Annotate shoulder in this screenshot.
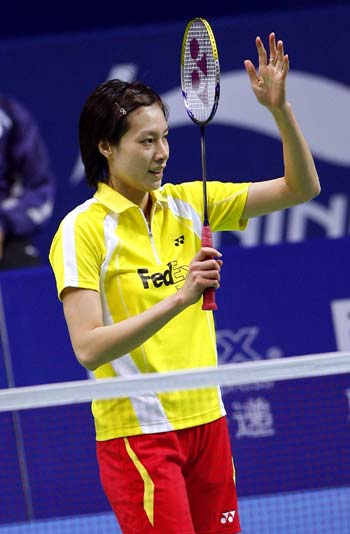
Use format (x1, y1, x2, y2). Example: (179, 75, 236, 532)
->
(160, 180, 250, 206)
(49, 197, 107, 264)
(52, 197, 108, 246)
(207, 181, 251, 201)
(63, 197, 107, 226)
(160, 181, 203, 201)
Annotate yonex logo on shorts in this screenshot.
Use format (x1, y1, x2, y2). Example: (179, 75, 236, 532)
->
(221, 510, 236, 524)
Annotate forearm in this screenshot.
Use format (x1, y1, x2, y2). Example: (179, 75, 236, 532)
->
(64, 247, 221, 371)
(71, 291, 187, 371)
(271, 102, 321, 200)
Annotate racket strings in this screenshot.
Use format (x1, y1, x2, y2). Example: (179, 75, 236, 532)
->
(182, 21, 219, 123)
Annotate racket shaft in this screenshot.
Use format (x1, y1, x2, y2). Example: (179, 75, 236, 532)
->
(201, 225, 218, 311)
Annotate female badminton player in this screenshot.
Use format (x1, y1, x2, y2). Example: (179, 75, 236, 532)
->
(49, 32, 320, 534)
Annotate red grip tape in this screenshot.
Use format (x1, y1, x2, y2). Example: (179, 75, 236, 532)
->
(201, 225, 218, 311)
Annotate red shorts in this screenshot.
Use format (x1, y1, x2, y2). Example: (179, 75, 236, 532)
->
(96, 416, 241, 534)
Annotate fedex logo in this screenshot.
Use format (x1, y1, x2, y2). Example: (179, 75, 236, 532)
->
(137, 261, 188, 290)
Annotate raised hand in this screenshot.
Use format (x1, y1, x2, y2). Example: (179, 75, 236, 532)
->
(244, 32, 289, 112)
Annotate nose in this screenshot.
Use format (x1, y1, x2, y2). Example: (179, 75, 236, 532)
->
(155, 139, 169, 162)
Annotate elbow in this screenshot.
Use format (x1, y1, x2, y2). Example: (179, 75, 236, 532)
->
(310, 171, 321, 199)
(305, 181, 321, 201)
(308, 172, 321, 199)
(297, 178, 321, 203)
(314, 181, 321, 198)
(75, 346, 101, 372)
(80, 359, 100, 372)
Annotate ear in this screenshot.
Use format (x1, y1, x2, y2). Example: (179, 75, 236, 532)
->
(98, 140, 112, 158)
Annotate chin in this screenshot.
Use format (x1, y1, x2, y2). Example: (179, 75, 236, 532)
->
(150, 180, 162, 190)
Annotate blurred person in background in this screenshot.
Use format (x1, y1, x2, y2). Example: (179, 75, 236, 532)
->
(0, 94, 55, 270)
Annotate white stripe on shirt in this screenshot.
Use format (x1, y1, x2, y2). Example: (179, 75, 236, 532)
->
(166, 196, 202, 238)
(62, 198, 97, 287)
(101, 211, 174, 433)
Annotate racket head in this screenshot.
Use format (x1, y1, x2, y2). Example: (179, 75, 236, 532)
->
(181, 17, 220, 126)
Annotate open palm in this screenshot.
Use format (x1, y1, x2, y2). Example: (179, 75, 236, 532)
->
(244, 33, 289, 111)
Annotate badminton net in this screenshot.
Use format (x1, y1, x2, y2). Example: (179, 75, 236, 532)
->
(0, 351, 349, 534)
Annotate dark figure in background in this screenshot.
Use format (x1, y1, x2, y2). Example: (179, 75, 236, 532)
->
(0, 94, 55, 270)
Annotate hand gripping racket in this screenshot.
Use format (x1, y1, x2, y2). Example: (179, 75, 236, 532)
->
(181, 18, 220, 311)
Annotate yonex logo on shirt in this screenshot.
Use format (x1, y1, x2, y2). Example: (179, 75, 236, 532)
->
(137, 261, 188, 289)
(220, 510, 236, 524)
(174, 235, 185, 246)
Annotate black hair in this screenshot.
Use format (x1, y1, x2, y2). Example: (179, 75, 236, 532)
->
(78, 79, 168, 187)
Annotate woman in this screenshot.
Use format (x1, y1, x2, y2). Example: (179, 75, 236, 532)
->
(49, 33, 320, 534)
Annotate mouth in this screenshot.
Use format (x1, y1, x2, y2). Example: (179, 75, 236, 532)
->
(149, 168, 165, 178)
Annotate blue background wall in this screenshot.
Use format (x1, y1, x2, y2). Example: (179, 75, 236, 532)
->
(0, 2, 349, 526)
(0, 4, 348, 259)
(1, 1, 348, 39)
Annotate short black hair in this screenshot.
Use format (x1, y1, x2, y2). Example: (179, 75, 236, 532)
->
(78, 79, 168, 188)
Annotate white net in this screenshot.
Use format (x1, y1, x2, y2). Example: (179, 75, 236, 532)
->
(0, 351, 349, 411)
(0, 352, 349, 534)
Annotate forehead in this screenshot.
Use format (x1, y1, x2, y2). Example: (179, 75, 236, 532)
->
(126, 103, 168, 134)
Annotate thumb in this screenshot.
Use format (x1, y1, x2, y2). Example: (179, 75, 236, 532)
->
(244, 60, 258, 85)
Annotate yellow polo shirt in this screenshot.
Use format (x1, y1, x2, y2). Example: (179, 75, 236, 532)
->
(49, 180, 250, 440)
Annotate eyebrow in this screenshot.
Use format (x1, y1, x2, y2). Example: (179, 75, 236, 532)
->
(139, 128, 169, 137)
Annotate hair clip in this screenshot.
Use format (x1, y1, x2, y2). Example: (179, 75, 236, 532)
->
(115, 101, 127, 115)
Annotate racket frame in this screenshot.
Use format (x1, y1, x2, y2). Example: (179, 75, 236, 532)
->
(181, 17, 220, 127)
(180, 17, 221, 311)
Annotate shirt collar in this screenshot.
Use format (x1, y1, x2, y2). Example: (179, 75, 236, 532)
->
(94, 182, 168, 214)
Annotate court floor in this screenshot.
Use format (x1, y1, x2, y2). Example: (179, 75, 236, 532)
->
(0, 486, 349, 534)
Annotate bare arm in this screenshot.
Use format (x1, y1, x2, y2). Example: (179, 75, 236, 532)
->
(242, 33, 320, 219)
(62, 247, 222, 371)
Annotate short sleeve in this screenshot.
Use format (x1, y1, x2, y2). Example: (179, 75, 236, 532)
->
(49, 208, 103, 301)
(207, 181, 250, 231)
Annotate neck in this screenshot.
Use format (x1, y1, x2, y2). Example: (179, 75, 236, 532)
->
(143, 195, 153, 222)
(107, 178, 150, 213)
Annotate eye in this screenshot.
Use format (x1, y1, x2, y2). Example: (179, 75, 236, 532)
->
(142, 137, 153, 145)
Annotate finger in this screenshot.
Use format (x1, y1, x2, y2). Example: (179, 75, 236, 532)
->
(244, 59, 258, 85)
(199, 268, 221, 279)
(201, 258, 222, 271)
(197, 271, 221, 287)
(198, 278, 220, 290)
(195, 247, 222, 261)
(191, 258, 222, 273)
(268, 32, 278, 63)
(276, 39, 285, 68)
(190, 269, 220, 288)
(281, 54, 289, 79)
(256, 36, 267, 69)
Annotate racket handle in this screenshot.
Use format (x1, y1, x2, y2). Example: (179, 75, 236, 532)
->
(201, 225, 218, 311)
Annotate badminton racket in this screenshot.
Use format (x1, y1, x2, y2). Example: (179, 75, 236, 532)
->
(181, 17, 220, 311)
